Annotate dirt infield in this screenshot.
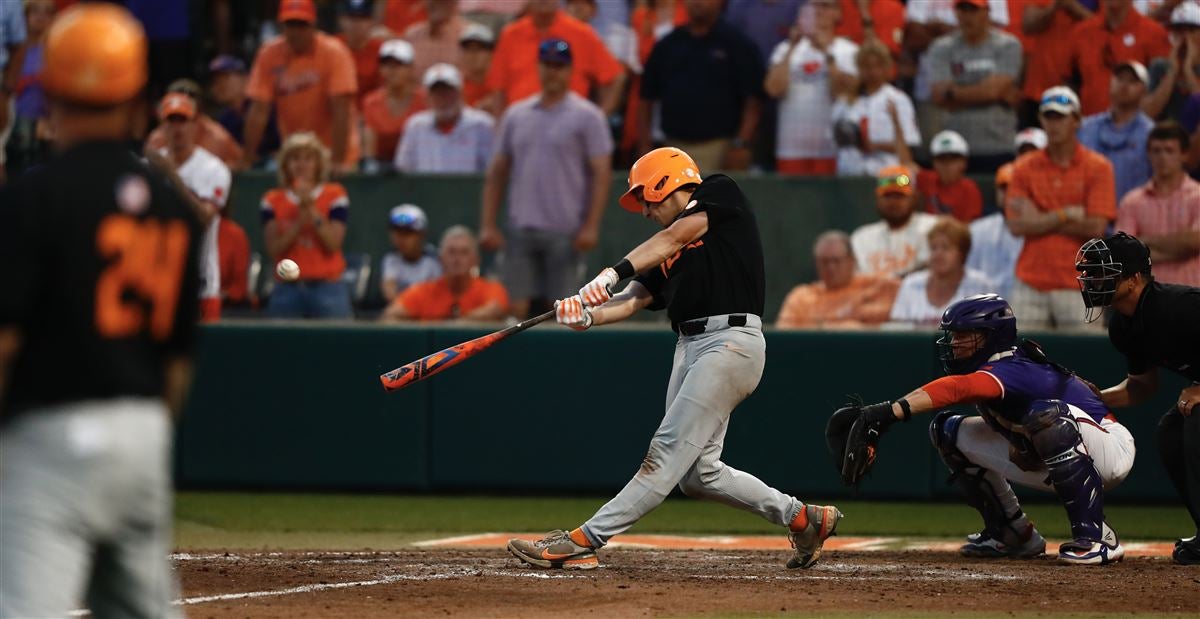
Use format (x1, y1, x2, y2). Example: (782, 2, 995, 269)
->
(175, 546, 1199, 618)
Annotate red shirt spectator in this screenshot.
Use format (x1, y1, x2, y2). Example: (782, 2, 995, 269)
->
(337, 0, 385, 109)
(834, 0, 906, 56)
(382, 0, 426, 36)
(1067, 3, 1169, 115)
(218, 217, 250, 305)
(918, 169, 984, 223)
(486, 7, 622, 107)
(362, 39, 427, 162)
(459, 22, 497, 111)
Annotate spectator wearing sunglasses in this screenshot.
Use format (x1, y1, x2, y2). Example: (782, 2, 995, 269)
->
(380, 204, 442, 303)
(850, 165, 939, 278)
(1066, 0, 1169, 116)
(1079, 61, 1153, 201)
(1005, 86, 1115, 330)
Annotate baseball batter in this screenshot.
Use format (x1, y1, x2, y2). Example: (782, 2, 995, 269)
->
(0, 5, 199, 617)
(829, 294, 1135, 565)
(506, 147, 842, 570)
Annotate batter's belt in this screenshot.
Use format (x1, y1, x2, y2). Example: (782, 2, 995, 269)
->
(673, 314, 762, 336)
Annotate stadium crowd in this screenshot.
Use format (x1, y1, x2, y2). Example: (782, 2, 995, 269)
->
(0, 0, 1197, 326)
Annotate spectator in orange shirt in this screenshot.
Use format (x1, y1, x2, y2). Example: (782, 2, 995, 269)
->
(1019, 0, 1092, 127)
(218, 207, 251, 307)
(484, 0, 624, 114)
(1006, 86, 1115, 330)
(261, 132, 354, 319)
(244, 0, 360, 173)
(403, 0, 472, 79)
(379, 0, 426, 36)
(144, 79, 244, 169)
(776, 230, 901, 329)
(834, 0, 906, 57)
(337, 0, 385, 110)
(362, 39, 427, 170)
(915, 130, 984, 223)
(1067, 0, 1170, 116)
(382, 225, 510, 322)
(459, 22, 497, 113)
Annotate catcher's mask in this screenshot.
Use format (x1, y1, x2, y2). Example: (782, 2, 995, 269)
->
(1074, 233, 1152, 323)
(936, 294, 1017, 375)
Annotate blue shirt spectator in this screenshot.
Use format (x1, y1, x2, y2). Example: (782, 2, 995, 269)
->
(0, 0, 26, 71)
(1077, 61, 1153, 201)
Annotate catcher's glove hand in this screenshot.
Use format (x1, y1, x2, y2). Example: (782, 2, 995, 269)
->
(827, 400, 901, 487)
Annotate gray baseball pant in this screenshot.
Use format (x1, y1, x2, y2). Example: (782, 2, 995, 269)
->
(581, 315, 803, 547)
(0, 398, 181, 619)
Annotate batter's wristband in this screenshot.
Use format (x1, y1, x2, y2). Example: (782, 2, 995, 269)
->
(612, 258, 635, 280)
(896, 398, 912, 422)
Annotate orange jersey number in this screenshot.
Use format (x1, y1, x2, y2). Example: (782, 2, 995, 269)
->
(95, 215, 191, 341)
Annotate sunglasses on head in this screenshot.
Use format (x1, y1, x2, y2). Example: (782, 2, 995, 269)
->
(1041, 94, 1075, 107)
(876, 174, 911, 189)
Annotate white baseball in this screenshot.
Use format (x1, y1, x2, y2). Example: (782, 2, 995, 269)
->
(276, 259, 300, 282)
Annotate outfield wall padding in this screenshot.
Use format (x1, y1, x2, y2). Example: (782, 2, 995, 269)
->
(178, 324, 1186, 501)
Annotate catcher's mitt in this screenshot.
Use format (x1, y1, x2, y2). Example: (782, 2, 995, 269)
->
(826, 400, 900, 487)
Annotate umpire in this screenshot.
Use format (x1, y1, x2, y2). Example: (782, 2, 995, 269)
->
(1075, 232, 1200, 565)
(0, 5, 199, 617)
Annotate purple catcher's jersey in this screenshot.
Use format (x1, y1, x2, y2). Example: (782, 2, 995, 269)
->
(976, 350, 1111, 426)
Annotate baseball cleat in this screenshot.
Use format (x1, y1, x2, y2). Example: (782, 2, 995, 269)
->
(1057, 522, 1124, 565)
(506, 530, 599, 570)
(1172, 536, 1200, 566)
(960, 525, 1046, 558)
(787, 504, 842, 569)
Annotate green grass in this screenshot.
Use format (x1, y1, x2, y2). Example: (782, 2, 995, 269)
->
(175, 492, 1193, 549)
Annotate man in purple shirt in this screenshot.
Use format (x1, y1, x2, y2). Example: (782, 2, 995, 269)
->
(479, 38, 613, 318)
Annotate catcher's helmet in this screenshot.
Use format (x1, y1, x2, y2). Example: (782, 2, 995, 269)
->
(1074, 232, 1152, 323)
(936, 294, 1017, 375)
(619, 147, 701, 212)
(42, 4, 147, 106)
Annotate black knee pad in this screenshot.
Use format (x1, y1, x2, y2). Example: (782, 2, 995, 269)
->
(929, 411, 971, 472)
(1024, 399, 1104, 541)
(1025, 399, 1083, 463)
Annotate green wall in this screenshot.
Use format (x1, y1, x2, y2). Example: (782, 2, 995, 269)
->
(178, 323, 1185, 501)
(228, 173, 999, 321)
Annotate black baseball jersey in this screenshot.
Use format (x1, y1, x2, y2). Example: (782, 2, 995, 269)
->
(0, 141, 202, 421)
(1107, 282, 1200, 382)
(634, 174, 766, 325)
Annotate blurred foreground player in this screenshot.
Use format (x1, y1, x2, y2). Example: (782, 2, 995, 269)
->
(506, 147, 842, 571)
(0, 5, 200, 617)
(1075, 233, 1200, 565)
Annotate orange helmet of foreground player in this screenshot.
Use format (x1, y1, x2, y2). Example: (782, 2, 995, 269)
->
(42, 4, 148, 106)
(619, 147, 702, 213)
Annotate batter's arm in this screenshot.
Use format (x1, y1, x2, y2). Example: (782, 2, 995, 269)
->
(590, 281, 655, 326)
(623, 212, 708, 273)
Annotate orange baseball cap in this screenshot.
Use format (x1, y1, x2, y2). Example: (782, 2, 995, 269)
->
(41, 4, 147, 106)
(157, 93, 196, 120)
(995, 163, 1014, 187)
(279, 0, 317, 23)
(875, 165, 914, 197)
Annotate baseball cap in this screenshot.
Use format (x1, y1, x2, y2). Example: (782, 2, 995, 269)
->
(995, 163, 1014, 187)
(389, 204, 428, 231)
(538, 38, 572, 65)
(1039, 85, 1081, 116)
(1114, 60, 1150, 86)
(157, 92, 196, 120)
(930, 130, 969, 157)
(423, 63, 463, 89)
(208, 54, 246, 75)
(340, 0, 374, 17)
(1171, 0, 1200, 27)
(954, 0, 988, 8)
(460, 22, 495, 47)
(380, 39, 415, 64)
(278, 0, 317, 24)
(876, 165, 915, 197)
(1014, 127, 1047, 152)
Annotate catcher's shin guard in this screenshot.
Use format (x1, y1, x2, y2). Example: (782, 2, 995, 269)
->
(930, 412, 1029, 546)
(1025, 400, 1105, 543)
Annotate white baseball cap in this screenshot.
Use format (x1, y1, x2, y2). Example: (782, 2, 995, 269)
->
(388, 204, 427, 230)
(423, 63, 463, 89)
(379, 39, 415, 64)
(1114, 60, 1150, 86)
(1014, 127, 1047, 151)
(1039, 85, 1081, 116)
(459, 22, 495, 47)
(1171, 0, 1200, 26)
(930, 130, 969, 157)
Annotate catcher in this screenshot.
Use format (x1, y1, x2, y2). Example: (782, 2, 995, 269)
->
(828, 294, 1135, 565)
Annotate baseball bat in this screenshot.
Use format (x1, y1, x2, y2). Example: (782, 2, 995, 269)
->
(379, 309, 557, 392)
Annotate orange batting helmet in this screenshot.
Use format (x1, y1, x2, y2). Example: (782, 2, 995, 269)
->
(619, 147, 702, 213)
(42, 4, 148, 106)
